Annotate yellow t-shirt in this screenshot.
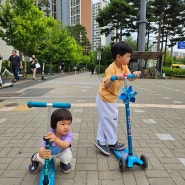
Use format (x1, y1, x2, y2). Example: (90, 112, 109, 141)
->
(98, 62, 130, 103)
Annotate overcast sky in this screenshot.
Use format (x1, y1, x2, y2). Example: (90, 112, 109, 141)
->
(92, 0, 100, 2)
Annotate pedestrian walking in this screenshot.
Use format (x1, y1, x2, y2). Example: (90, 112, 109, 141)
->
(59, 62, 65, 73)
(30, 55, 38, 80)
(8, 50, 23, 82)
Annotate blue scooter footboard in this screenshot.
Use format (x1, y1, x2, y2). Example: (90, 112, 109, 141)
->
(112, 148, 128, 160)
(39, 159, 56, 185)
(112, 149, 144, 168)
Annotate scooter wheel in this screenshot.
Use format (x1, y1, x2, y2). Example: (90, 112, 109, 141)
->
(140, 154, 148, 169)
(119, 157, 125, 172)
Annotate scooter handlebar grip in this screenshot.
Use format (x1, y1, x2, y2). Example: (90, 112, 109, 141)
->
(52, 102, 71, 109)
(110, 76, 118, 81)
(27, 101, 47, 108)
(127, 74, 135, 79)
(110, 74, 135, 81)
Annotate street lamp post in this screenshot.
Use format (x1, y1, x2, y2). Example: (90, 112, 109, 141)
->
(138, 0, 147, 71)
(97, 50, 101, 74)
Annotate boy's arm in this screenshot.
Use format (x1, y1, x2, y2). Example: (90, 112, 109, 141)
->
(104, 74, 126, 89)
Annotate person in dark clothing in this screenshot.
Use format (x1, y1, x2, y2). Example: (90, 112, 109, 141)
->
(8, 50, 22, 82)
(90, 64, 95, 75)
(60, 62, 64, 73)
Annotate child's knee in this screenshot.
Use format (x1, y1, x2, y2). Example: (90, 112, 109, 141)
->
(58, 148, 72, 164)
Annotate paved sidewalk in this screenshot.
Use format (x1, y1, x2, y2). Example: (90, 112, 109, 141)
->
(0, 72, 185, 185)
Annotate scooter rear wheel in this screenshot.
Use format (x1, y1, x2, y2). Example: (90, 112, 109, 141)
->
(119, 157, 125, 172)
(140, 154, 148, 169)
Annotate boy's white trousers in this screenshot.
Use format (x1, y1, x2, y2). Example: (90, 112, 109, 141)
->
(96, 93, 118, 145)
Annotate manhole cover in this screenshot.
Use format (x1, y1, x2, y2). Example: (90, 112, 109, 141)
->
(5, 103, 18, 107)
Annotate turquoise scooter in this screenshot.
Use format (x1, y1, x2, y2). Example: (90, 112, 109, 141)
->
(27, 101, 71, 185)
(110, 74, 148, 172)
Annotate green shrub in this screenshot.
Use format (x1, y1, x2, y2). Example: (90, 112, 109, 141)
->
(162, 67, 185, 76)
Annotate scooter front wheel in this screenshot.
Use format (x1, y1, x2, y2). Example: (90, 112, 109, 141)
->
(140, 154, 148, 169)
(119, 157, 126, 172)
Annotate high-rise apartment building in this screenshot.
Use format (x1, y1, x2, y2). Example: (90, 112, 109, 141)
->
(55, 0, 92, 43)
(69, 0, 91, 42)
(91, 0, 110, 51)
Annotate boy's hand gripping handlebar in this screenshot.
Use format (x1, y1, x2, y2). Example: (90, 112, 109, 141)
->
(27, 101, 71, 109)
(110, 74, 135, 81)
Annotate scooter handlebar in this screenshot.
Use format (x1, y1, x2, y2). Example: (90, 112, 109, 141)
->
(110, 74, 135, 81)
(52, 102, 71, 109)
(27, 101, 71, 109)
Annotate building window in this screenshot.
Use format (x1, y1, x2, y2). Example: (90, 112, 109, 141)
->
(52, 0, 57, 19)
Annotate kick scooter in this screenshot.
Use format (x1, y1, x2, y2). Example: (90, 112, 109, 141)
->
(27, 101, 71, 185)
(110, 74, 148, 172)
(0, 59, 14, 88)
(41, 60, 47, 80)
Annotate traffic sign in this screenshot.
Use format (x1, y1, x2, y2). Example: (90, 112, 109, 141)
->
(177, 41, 185, 49)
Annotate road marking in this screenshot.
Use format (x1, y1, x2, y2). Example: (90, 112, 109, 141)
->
(134, 109, 145, 113)
(13, 104, 30, 111)
(179, 158, 185, 166)
(173, 101, 182, 104)
(162, 97, 171, 99)
(156, 134, 175, 140)
(0, 118, 6, 123)
(143, 119, 156, 124)
(0, 103, 185, 112)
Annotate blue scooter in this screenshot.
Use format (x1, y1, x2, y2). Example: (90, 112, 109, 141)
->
(27, 101, 71, 185)
(110, 74, 148, 172)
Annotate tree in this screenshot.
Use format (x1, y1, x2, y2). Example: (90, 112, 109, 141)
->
(39, 21, 83, 71)
(67, 23, 91, 52)
(149, 0, 185, 50)
(96, 0, 137, 42)
(149, 0, 185, 66)
(0, 0, 56, 56)
(35, 0, 50, 16)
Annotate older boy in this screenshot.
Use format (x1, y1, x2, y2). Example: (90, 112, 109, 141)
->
(94, 41, 140, 156)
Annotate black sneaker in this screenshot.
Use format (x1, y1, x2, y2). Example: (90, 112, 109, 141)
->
(109, 142, 126, 151)
(29, 153, 39, 174)
(94, 140, 110, 156)
(60, 162, 72, 174)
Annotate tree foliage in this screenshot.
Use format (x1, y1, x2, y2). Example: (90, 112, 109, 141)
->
(67, 23, 91, 53)
(0, 0, 55, 56)
(96, 0, 137, 42)
(148, 0, 185, 49)
(0, 0, 86, 72)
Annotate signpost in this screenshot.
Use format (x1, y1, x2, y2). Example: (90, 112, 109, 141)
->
(177, 41, 185, 49)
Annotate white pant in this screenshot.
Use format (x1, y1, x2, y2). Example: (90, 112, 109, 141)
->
(96, 93, 118, 145)
(37, 148, 72, 165)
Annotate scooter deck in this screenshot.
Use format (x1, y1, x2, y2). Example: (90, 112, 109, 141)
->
(39, 159, 56, 185)
(112, 148, 144, 168)
(112, 148, 129, 160)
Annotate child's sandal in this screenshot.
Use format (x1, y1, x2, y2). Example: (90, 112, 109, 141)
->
(29, 153, 39, 174)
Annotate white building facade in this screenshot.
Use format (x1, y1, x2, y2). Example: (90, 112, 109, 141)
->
(91, 0, 111, 51)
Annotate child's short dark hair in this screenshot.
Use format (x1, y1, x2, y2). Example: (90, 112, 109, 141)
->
(111, 41, 133, 60)
(50, 108, 72, 129)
